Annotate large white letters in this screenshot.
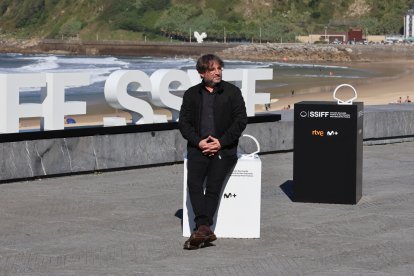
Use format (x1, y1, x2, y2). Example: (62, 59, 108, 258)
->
(0, 68, 273, 133)
(150, 69, 191, 121)
(104, 70, 154, 124)
(42, 73, 89, 130)
(0, 73, 89, 133)
(240, 69, 272, 116)
(186, 70, 202, 86)
(223, 69, 273, 116)
(0, 73, 45, 133)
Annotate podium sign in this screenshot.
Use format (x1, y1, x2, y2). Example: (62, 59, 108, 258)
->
(293, 101, 363, 204)
(183, 154, 261, 238)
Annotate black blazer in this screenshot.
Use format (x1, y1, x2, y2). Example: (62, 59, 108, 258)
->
(179, 80, 247, 157)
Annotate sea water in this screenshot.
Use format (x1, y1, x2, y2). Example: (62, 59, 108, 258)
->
(0, 53, 376, 104)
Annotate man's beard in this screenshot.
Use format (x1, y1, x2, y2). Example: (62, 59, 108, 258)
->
(203, 78, 221, 87)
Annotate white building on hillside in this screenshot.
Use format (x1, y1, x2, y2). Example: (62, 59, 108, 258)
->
(404, 6, 414, 41)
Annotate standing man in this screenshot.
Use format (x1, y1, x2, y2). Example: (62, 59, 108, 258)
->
(179, 54, 247, 250)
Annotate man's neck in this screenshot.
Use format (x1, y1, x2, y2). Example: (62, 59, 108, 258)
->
(204, 85, 214, 93)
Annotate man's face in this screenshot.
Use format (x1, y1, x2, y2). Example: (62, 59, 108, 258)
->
(200, 61, 222, 87)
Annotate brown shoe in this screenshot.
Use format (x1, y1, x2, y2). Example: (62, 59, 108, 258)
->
(183, 231, 208, 250)
(197, 225, 217, 243)
(183, 225, 217, 250)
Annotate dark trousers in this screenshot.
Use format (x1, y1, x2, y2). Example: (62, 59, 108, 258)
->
(187, 151, 237, 228)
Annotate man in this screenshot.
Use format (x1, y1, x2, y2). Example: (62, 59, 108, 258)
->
(179, 54, 247, 250)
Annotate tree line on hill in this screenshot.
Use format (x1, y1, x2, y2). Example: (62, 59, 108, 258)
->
(0, 0, 413, 42)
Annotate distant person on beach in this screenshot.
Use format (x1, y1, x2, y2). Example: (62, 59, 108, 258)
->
(65, 116, 76, 124)
(405, 96, 411, 103)
(179, 54, 247, 250)
(397, 97, 402, 103)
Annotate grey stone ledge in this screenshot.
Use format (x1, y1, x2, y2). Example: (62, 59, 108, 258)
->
(1, 105, 414, 182)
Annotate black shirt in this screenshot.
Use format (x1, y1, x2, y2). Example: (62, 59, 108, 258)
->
(199, 86, 217, 139)
(179, 80, 247, 156)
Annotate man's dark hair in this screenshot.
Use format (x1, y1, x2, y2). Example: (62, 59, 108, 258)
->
(196, 54, 224, 73)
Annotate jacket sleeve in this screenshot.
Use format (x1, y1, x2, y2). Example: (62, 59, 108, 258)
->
(218, 88, 247, 148)
(178, 91, 202, 147)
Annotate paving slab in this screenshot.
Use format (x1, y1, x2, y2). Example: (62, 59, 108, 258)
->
(0, 141, 413, 275)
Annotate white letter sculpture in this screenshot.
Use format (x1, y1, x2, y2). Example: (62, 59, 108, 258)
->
(104, 70, 155, 124)
(194, 31, 207, 43)
(150, 69, 190, 121)
(0, 68, 274, 133)
(188, 68, 272, 116)
(0, 73, 46, 133)
(240, 69, 272, 116)
(42, 73, 89, 130)
(0, 73, 89, 133)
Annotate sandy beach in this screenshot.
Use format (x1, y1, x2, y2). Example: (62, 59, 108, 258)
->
(266, 60, 414, 111)
(19, 58, 414, 130)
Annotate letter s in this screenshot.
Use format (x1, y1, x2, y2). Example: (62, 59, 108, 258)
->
(150, 69, 190, 121)
(104, 70, 154, 124)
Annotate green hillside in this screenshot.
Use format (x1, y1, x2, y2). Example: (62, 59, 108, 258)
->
(0, 0, 413, 42)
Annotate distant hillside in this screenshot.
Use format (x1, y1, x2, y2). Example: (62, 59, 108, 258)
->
(0, 0, 413, 42)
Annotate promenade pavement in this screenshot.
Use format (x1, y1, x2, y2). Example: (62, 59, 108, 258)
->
(0, 141, 413, 275)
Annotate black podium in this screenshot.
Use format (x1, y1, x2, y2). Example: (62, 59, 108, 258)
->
(293, 101, 363, 204)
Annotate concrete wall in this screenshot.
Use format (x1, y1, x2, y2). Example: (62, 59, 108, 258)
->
(1, 106, 414, 182)
(39, 40, 239, 57)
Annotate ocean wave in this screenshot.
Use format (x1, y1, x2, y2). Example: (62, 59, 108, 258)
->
(19, 56, 59, 71)
(0, 53, 23, 57)
(89, 66, 123, 83)
(225, 59, 273, 68)
(13, 65, 123, 94)
(273, 61, 349, 69)
(295, 74, 363, 79)
(59, 56, 129, 66)
(2, 54, 372, 97)
(17, 55, 130, 72)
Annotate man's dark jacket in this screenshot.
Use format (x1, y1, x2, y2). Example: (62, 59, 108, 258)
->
(179, 80, 247, 157)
